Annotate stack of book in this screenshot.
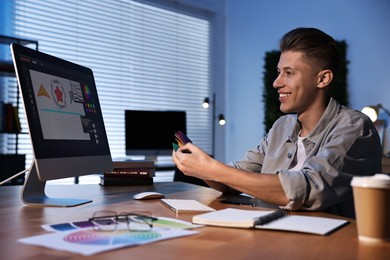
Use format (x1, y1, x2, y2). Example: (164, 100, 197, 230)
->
(100, 160, 155, 186)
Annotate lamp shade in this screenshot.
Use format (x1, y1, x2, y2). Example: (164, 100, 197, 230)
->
(218, 114, 226, 126)
(361, 104, 390, 122)
(202, 98, 210, 109)
(362, 106, 379, 122)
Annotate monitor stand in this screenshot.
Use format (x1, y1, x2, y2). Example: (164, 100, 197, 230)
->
(21, 162, 92, 207)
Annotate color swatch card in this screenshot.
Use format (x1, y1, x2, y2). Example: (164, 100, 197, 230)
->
(173, 130, 192, 151)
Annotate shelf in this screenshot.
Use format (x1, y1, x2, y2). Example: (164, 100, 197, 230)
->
(0, 131, 27, 134)
(0, 35, 38, 49)
(0, 35, 38, 162)
(0, 35, 39, 75)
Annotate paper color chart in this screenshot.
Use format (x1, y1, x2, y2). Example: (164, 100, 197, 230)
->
(63, 230, 161, 245)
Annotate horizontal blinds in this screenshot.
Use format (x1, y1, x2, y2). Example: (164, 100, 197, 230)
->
(10, 0, 212, 165)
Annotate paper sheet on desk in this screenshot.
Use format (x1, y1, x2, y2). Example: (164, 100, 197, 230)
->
(19, 228, 198, 256)
(42, 217, 201, 232)
(19, 217, 201, 256)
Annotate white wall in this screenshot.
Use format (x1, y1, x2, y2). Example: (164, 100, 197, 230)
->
(224, 0, 390, 162)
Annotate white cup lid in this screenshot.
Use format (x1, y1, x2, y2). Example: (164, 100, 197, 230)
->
(351, 174, 390, 189)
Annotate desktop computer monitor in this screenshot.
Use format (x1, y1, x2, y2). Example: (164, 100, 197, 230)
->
(125, 110, 186, 161)
(11, 43, 113, 207)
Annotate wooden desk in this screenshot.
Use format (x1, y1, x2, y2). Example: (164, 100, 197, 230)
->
(1, 182, 389, 259)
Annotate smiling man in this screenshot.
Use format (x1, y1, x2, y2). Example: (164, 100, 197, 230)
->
(172, 28, 382, 218)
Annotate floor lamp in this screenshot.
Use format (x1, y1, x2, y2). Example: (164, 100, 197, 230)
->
(202, 93, 225, 156)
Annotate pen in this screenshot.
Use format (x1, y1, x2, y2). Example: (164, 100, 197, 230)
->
(253, 209, 286, 226)
(220, 199, 256, 206)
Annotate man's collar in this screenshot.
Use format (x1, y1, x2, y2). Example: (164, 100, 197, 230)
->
(285, 98, 340, 144)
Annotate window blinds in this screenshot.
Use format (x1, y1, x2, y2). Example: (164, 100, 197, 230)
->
(9, 0, 212, 166)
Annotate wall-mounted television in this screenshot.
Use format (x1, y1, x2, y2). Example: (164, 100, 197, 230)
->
(125, 110, 186, 160)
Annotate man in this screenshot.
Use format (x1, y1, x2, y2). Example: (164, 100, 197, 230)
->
(172, 28, 382, 218)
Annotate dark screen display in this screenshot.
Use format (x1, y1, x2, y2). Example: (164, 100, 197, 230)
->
(125, 110, 186, 156)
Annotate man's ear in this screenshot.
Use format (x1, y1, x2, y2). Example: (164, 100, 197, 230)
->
(317, 70, 333, 89)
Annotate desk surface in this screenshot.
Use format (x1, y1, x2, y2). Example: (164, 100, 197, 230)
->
(1, 182, 389, 259)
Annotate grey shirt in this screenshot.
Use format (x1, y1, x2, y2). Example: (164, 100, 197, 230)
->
(230, 98, 382, 217)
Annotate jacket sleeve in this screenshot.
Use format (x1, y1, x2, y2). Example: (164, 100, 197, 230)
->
(228, 135, 267, 172)
(278, 114, 382, 211)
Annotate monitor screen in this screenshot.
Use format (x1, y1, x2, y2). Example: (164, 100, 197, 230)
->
(11, 43, 113, 206)
(125, 110, 186, 159)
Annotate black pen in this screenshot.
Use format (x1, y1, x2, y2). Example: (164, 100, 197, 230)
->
(220, 199, 256, 206)
(253, 209, 286, 226)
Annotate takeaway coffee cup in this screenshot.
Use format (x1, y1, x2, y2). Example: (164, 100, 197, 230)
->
(351, 174, 390, 243)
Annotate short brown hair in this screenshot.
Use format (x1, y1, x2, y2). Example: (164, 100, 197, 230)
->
(280, 28, 340, 81)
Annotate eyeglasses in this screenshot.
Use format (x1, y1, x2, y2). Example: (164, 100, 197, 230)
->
(89, 211, 157, 232)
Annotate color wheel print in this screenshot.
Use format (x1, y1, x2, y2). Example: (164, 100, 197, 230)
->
(63, 230, 161, 245)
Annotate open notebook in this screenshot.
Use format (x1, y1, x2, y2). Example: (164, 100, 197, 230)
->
(192, 208, 348, 235)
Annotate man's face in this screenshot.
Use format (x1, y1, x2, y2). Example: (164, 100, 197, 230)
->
(273, 51, 321, 115)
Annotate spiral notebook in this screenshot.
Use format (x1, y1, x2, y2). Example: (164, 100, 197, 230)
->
(192, 208, 348, 235)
